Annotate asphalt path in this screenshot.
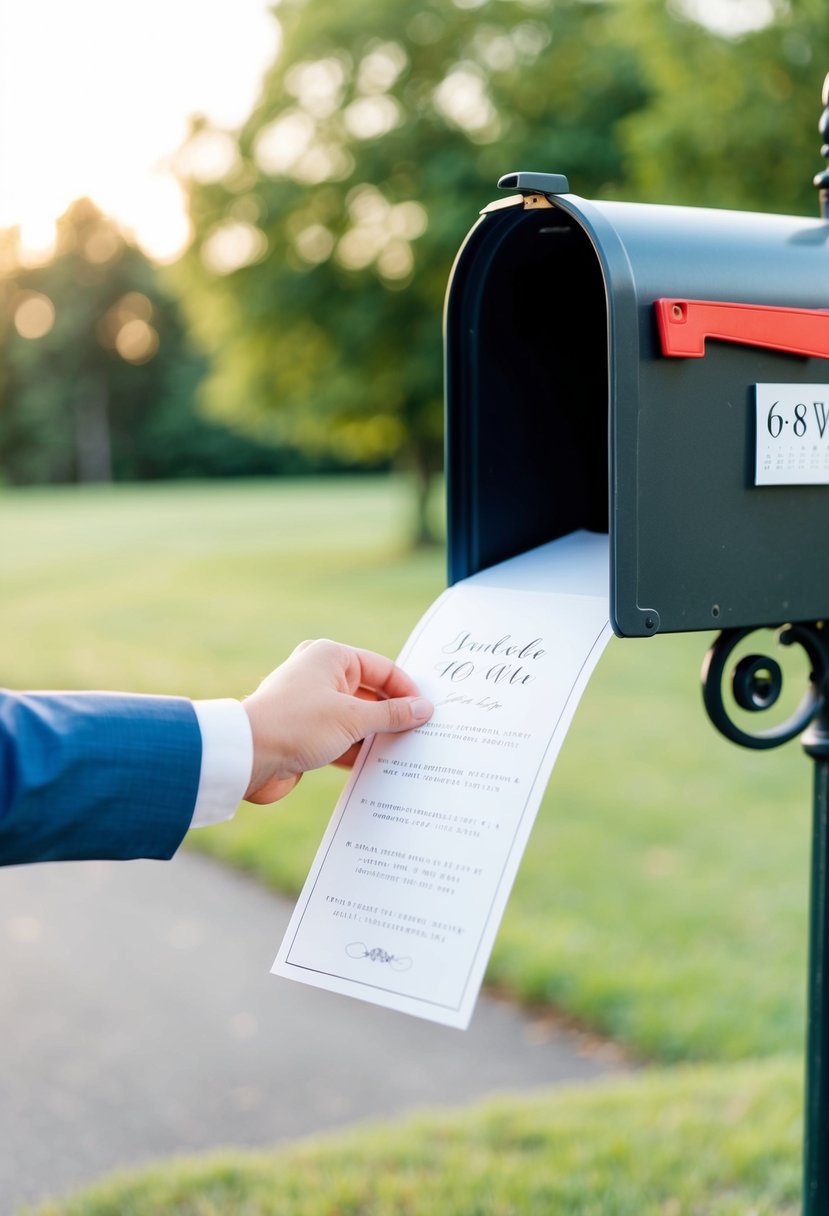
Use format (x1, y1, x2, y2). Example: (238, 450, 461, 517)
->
(0, 852, 627, 1214)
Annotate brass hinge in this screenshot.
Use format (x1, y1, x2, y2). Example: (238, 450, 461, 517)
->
(523, 192, 554, 210)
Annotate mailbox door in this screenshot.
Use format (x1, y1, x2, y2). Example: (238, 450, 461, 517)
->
(445, 197, 610, 588)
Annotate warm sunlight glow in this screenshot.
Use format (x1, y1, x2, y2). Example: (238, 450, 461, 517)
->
(115, 318, 160, 364)
(254, 111, 316, 175)
(17, 218, 58, 268)
(293, 223, 335, 265)
(335, 186, 427, 283)
(0, 0, 280, 263)
(433, 65, 501, 140)
(13, 292, 55, 339)
(82, 223, 121, 266)
(343, 95, 402, 141)
(97, 292, 156, 353)
(674, 0, 780, 37)
(201, 220, 268, 275)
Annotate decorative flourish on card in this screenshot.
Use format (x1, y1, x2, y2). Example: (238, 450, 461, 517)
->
(346, 942, 413, 971)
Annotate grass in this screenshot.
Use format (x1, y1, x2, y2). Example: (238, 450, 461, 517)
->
(4, 478, 816, 1215)
(0, 477, 443, 696)
(0, 476, 813, 1064)
(31, 1058, 803, 1215)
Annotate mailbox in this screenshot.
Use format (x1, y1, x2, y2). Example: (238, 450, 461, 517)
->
(444, 171, 829, 637)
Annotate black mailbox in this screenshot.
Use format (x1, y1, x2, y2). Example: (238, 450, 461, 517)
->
(445, 171, 829, 637)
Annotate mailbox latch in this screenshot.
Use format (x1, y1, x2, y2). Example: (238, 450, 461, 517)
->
(497, 172, 571, 195)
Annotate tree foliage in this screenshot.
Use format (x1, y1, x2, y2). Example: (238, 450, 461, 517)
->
(174, 0, 828, 539)
(175, 0, 650, 538)
(615, 0, 829, 214)
(0, 201, 293, 485)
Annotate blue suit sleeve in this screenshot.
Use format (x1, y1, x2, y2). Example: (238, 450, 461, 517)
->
(0, 690, 202, 865)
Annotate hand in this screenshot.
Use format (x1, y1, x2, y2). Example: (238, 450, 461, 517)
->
(241, 639, 433, 805)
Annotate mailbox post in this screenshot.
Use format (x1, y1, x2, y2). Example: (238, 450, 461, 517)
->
(444, 73, 829, 1214)
(702, 77, 829, 1216)
(702, 624, 829, 1214)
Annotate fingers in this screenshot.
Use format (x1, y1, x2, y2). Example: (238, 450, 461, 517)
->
(292, 639, 422, 701)
(349, 646, 422, 700)
(244, 772, 302, 805)
(333, 691, 434, 769)
(353, 693, 433, 737)
(243, 640, 432, 801)
(333, 741, 362, 769)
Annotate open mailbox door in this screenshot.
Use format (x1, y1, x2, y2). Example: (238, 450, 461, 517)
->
(444, 172, 829, 636)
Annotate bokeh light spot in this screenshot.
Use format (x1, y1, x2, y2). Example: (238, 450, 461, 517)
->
(389, 201, 428, 240)
(254, 110, 315, 176)
(433, 65, 500, 138)
(97, 293, 155, 349)
(378, 240, 414, 282)
(294, 224, 335, 265)
(17, 218, 58, 268)
(201, 220, 268, 274)
(114, 318, 159, 363)
(356, 42, 408, 94)
(344, 95, 402, 140)
(13, 292, 55, 339)
(83, 224, 120, 264)
(118, 291, 153, 322)
(284, 57, 347, 118)
(178, 128, 239, 183)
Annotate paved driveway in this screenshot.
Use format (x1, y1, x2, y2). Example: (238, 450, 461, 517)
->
(0, 852, 626, 1214)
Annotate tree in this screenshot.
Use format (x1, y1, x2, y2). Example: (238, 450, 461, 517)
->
(175, 0, 829, 543)
(174, 0, 649, 542)
(613, 0, 829, 216)
(0, 200, 295, 484)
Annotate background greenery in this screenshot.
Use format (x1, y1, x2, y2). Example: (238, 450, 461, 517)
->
(4, 0, 829, 1209)
(0, 477, 811, 1067)
(2, 0, 828, 540)
(7, 482, 812, 1215)
(4, 426, 816, 1212)
(34, 1060, 803, 1216)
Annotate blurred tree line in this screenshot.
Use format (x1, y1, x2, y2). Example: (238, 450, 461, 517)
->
(1, 0, 827, 531)
(0, 201, 353, 484)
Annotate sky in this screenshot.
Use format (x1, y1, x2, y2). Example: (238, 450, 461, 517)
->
(0, 0, 280, 262)
(0, 0, 780, 266)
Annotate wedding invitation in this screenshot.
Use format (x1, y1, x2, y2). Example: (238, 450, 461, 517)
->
(272, 531, 612, 1028)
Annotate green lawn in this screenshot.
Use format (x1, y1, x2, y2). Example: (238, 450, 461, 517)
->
(32, 1058, 802, 1216)
(4, 477, 816, 1215)
(0, 477, 813, 1064)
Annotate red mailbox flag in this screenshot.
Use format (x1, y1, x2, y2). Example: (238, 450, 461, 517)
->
(655, 298, 829, 359)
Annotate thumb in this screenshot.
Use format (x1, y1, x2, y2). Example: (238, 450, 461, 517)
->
(354, 694, 434, 736)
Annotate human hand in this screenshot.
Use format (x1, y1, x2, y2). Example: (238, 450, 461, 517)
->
(241, 639, 433, 805)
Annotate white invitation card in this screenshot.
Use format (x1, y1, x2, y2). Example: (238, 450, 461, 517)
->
(272, 532, 611, 1028)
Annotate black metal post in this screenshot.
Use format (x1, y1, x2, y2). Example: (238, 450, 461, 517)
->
(813, 72, 829, 220)
(701, 623, 829, 1214)
(803, 710, 829, 1214)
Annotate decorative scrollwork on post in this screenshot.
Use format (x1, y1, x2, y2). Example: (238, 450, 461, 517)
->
(702, 619, 829, 1216)
(701, 623, 829, 751)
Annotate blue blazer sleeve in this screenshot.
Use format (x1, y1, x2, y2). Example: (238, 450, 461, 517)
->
(0, 690, 202, 865)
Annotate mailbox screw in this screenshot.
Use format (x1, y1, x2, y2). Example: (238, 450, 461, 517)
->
(712, 604, 721, 619)
(644, 616, 656, 630)
(671, 304, 684, 321)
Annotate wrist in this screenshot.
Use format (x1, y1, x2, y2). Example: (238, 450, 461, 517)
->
(241, 696, 297, 802)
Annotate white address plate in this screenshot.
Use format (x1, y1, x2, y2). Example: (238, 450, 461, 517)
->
(755, 384, 829, 486)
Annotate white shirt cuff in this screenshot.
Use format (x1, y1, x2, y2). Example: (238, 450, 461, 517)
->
(190, 699, 253, 829)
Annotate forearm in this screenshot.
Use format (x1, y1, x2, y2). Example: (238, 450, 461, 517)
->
(0, 641, 431, 866)
(0, 690, 202, 865)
